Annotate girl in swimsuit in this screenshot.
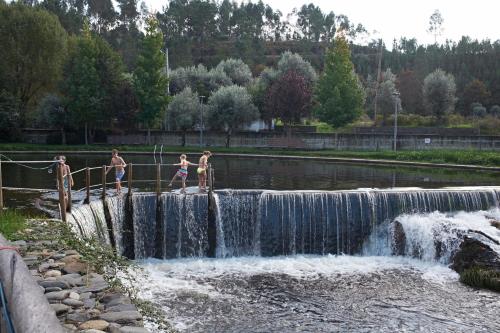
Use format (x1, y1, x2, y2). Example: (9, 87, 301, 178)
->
(169, 154, 197, 193)
(197, 151, 212, 192)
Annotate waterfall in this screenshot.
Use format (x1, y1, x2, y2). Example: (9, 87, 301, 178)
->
(66, 187, 500, 260)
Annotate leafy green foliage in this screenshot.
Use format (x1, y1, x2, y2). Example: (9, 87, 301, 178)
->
(216, 58, 253, 86)
(423, 69, 457, 122)
(0, 2, 68, 126)
(133, 17, 169, 130)
(314, 35, 365, 127)
(167, 87, 202, 133)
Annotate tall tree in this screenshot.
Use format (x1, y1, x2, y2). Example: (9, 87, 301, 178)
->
(207, 85, 258, 147)
(422, 69, 457, 122)
(0, 2, 67, 126)
(133, 16, 169, 143)
(462, 79, 491, 116)
(376, 69, 399, 125)
(314, 35, 365, 127)
(397, 70, 425, 115)
(428, 9, 444, 43)
(166, 87, 202, 146)
(265, 70, 312, 129)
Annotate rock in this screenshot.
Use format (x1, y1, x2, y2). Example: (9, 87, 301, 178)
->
(108, 323, 122, 333)
(69, 291, 80, 300)
(12, 240, 27, 247)
(65, 250, 79, 256)
(62, 323, 77, 332)
(63, 298, 84, 307)
(45, 287, 63, 293)
(45, 290, 70, 300)
(106, 297, 132, 308)
(80, 292, 92, 300)
(84, 298, 96, 309)
(98, 311, 142, 325)
(119, 327, 150, 333)
(39, 280, 70, 290)
(451, 236, 500, 273)
(51, 253, 66, 260)
(491, 220, 500, 229)
(81, 330, 107, 333)
(106, 304, 138, 312)
(45, 270, 62, 278)
(390, 221, 406, 256)
(23, 256, 39, 265)
(78, 320, 110, 331)
(87, 309, 101, 318)
(60, 254, 81, 264)
(62, 260, 88, 275)
(100, 293, 123, 304)
(76, 281, 109, 293)
(66, 311, 89, 323)
(51, 303, 70, 315)
(58, 274, 84, 287)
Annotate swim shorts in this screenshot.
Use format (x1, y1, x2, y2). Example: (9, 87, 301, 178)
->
(115, 170, 125, 181)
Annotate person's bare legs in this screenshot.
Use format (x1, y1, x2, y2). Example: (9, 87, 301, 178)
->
(168, 174, 178, 187)
(181, 177, 186, 193)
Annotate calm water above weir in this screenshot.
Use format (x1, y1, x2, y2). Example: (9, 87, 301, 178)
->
(2, 152, 499, 210)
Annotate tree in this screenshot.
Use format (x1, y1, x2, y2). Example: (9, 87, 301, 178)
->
(0, 90, 21, 141)
(314, 35, 365, 127)
(422, 69, 457, 122)
(63, 24, 125, 144)
(428, 9, 444, 43)
(166, 88, 202, 146)
(397, 70, 425, 115)
(376, 69, 399, 125)
(133, 16, 169, 143)
(36, 94, 68, 144)
(111, 78, 140, 131)
(490, 105, 500, 118)
(276, 51, 317, 85)
(463, 79, 490, 116)
(216, 58, 253, 86)
(207, 85, 258, 147)
(0, 2, 68, 126)
(265, 70, 312, 131)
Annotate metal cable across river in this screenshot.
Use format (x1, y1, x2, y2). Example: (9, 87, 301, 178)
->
(1, 152, 500, 332)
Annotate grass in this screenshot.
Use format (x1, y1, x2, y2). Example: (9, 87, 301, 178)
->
(0, 209, 27, 239)
(0, 143, 499, 167)
(460, 266, 500, 292)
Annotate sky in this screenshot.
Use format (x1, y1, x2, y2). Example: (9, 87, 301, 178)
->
(144, 0, 499, 46)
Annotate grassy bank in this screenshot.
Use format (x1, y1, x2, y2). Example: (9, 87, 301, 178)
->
(0, 209, 27, 239)
(0, 143, 499, 167)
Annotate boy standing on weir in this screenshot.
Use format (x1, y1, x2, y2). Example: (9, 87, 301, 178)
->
(197, 151, 212, 192)
(106, 149, 127, 195)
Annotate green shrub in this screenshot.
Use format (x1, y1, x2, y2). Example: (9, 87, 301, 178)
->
(0, 210, 26, 239)
(460, 266, 500, 292)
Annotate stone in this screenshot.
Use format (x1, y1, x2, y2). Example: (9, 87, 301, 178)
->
(39, 280, 69, 290)
(78, 320, 110, 331)
(80, 292, 92, 300)
(51, 303, 70, 315)
(81, 330, 107, 333)
(23, 256, 39, 265)
(66, 311, 89, 323)
(76, 281, 109, 293)
(69, 291, 80, 300)
(391, 221, 407, 256)
(65, 250, 79, 256)
(100, 293, 123, 304)
(45, 270, 62, 278)
(58, 274, 84, 287)
(119, 327, 150, 333)
(108, 323, 122, 333)
(61, 254, 81, 263)
(451, 236, 500, 273)
(87, 309, 101, 318)
(98, 311, 142, 325)
(45, 290, 70, 300)
(45, 287, 63, 293)
(84, 298, 96, 309)
(106, 297, 132, 307)
(62, 323, 77, 332)
(51, 253, 66, 260)
(63, 298, 85, 307)
(62, 260, 88, 275)
(12, 240, 27, 247)
(106, 304, 138, 312)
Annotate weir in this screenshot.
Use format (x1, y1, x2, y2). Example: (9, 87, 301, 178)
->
(67, 187, 500, 259)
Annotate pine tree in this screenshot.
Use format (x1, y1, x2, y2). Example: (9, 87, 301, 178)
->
(133, 16, 169, 143)
(314, 35, 365, 127)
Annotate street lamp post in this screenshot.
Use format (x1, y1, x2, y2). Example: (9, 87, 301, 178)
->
(392, 92, 400, 152)
(199, 96, 205, 147)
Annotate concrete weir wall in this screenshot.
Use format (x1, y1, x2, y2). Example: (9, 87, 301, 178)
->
(107, 131, 500, 151)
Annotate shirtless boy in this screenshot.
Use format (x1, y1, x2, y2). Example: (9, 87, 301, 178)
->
(106, 149, 127, 194)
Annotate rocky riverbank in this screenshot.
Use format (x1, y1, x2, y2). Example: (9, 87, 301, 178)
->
(8, 219, 174, 333)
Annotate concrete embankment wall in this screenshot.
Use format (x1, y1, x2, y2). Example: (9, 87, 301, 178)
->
(106, 131, 500, 151)
(0, 234, 64, 333)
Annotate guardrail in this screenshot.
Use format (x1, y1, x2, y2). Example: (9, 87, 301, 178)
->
(0, 156, 215, 223)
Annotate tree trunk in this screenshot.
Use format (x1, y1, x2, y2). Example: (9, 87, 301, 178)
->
(84, 122, 88, 145)
(225, 130, 231, 148)
(182, 131, 186, 147)
(60, 127, 66, 145)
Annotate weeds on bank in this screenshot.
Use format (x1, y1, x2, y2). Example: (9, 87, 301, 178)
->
(0, 209, 27, 239)
(460, 266, 500, 292)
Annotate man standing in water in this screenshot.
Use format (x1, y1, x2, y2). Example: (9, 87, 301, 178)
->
(197, 151, 212, 192)
(106, 149, 127, 194)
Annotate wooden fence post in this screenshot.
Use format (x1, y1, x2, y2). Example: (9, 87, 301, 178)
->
(127, 163, 133, 197)
(84, 167, 90, 204)
(156, 163, 161, 196)
(101, 165, 107, 200)
(57, 164, 66, 222)
(0, 159, 3, 212)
